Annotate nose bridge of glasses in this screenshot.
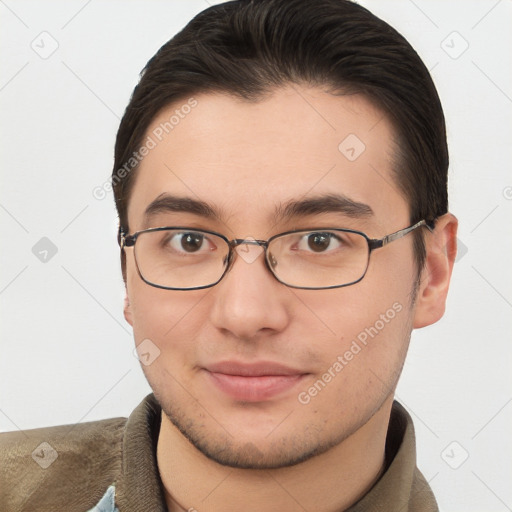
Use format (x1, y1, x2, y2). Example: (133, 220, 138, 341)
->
(224, 238, 271, 270)
(230, 238, 269, 249)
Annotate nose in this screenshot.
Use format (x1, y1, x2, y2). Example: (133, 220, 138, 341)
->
(209, 243, 290, 340)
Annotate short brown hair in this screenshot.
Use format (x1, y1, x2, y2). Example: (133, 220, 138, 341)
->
(113, 0, 448, 279)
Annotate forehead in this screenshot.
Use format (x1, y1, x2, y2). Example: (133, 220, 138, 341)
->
(127, 86, 409, 233)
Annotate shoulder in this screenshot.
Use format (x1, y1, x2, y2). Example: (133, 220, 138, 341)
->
(0, 416, 126, 512)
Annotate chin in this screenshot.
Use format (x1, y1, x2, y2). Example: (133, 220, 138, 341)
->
(155, 389, 364, 470)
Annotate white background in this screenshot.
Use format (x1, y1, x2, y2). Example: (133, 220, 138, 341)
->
(1, 1, 511, 511)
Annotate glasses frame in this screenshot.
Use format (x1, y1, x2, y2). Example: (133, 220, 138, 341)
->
(120, 219, 434, 291)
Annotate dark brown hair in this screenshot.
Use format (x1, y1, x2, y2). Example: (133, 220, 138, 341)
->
(113, 0, 448, 278)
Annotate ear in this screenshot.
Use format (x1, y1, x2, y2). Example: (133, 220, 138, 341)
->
(413, 213, 458, 329)
(123, 292, 133, 326)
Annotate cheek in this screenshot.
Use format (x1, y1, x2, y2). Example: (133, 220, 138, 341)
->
(295, 257, 414, 346)
(312, 291, 410, 373)
(126, 260, 207, 353)
(293, 252, 415, 382)
(128, 282, 210, 398)
(294, 287, 412, 420)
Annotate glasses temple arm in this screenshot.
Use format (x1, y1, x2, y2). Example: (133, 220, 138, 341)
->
(368, 219, 434, 250)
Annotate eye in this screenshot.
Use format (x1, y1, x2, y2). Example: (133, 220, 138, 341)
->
(168, 232, 212, 253)
(297, 232, 342, 253)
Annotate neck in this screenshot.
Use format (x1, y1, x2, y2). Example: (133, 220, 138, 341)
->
(157, 398, 393, 512)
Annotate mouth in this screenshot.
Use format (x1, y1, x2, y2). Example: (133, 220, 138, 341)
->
(202, 361, 308, 402)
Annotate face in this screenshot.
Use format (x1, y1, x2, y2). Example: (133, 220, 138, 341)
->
(124, 86, 422, 469)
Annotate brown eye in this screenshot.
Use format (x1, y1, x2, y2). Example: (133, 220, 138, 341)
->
(181, 233, 204, 252)
(307, 233, 331, 252)
(169, 232, 209, 253)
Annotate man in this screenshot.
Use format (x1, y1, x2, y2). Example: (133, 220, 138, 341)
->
(1, 0, 457, 510)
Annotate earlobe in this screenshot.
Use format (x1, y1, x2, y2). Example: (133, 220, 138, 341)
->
(124, 293, 133, 326)
(413, 213, 458, 329)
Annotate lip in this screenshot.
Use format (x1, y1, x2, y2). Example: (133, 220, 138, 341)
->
(203, 361, 308, 402)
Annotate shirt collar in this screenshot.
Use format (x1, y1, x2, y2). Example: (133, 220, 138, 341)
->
(115, 394, 167, 511)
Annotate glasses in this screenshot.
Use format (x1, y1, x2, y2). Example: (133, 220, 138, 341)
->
(120, 220, 432, 291)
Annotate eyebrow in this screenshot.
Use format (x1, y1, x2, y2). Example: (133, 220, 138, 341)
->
(274, 193, 374, 221)
(143, 192, 374, 227)
(143, 193, 219, 226)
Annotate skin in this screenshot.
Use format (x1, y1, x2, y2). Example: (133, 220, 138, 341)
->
(123, 85, 457, 512)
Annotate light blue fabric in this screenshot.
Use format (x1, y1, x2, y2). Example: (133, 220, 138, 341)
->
(86, 484, 119, 512)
